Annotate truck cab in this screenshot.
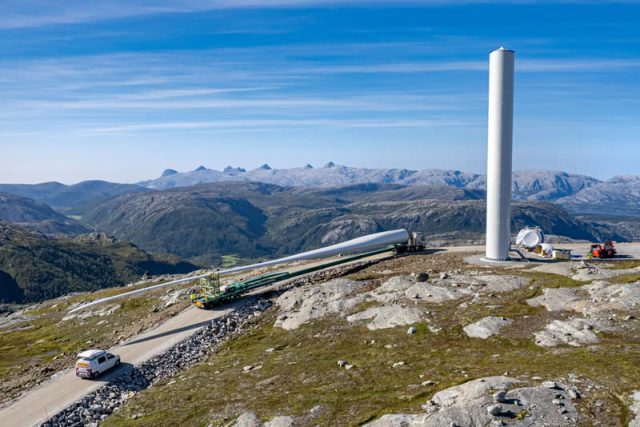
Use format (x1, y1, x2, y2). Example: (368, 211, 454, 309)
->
(75, 349, 120, 379)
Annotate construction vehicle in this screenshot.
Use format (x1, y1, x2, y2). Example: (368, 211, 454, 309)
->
(589, 241, 616, 258)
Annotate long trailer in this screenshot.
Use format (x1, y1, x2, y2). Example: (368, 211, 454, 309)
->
(69, 229, 422, 314)
(191, 245, 396, 309)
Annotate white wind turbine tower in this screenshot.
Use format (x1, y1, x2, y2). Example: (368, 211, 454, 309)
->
(485, 47, 515, 261)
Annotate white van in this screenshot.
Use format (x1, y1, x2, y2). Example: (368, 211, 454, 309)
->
(75, 349, 121, 379)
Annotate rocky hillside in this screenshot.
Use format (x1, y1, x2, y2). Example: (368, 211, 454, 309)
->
(0, 180, 149, 214)
(82, 182, 617, 264)
(0, 192, 91, 235)
(0, 222, 198, 303)
(558, 175, 640, 216)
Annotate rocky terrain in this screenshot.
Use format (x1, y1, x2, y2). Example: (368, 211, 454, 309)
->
(0, 274, 200, 404)
(44, 299, 273, 427)
(85, 251, 640, 426)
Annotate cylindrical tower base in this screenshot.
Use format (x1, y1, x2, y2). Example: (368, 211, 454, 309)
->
(485, 47, 515, 261)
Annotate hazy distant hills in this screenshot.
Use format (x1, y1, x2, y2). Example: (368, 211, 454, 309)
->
(82, 181, 623, 265)
(0, 193, 91, 235)
(0, 165, 636, 218)
(558, 175, 640, 216)
(0, 180, 149, 214)
(0, 222, 198, 303)
(137, 164, 634, 214)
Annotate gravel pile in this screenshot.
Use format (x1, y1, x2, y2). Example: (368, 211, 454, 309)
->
(42, 299, 272, 427)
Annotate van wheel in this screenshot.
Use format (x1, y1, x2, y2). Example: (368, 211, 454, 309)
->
(93, 371, 99, 378)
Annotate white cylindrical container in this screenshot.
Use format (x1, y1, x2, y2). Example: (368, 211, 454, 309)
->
(485, 47, 515, 261)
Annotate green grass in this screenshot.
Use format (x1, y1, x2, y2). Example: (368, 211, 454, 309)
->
(0, 283, 193, 403)
(103, 300, 640, 427)
(221, 255, 240, 268)
(612, 273, 640, 284)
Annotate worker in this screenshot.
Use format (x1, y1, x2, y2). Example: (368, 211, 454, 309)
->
(189, 290, 197, 302)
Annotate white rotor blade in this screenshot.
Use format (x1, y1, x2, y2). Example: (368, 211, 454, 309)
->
(68, 229, 408, 313)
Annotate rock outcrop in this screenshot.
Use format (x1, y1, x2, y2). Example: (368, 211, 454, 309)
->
(275, 274, 532, 331)
(274, 279, 367, 330)
(534, 318, 600, 347)
(367, 376, 580, 426)
(346, 305, 424, 330)
(463, 316, 513, 339)
(528, 280, 640, 317)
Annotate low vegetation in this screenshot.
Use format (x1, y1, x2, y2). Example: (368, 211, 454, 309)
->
(0, 282, 193, 404)
(102, 255, 640, 426)
(0, 221, 198, 303)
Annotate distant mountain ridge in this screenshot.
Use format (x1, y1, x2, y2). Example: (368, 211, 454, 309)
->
(0, 180, 149, 214)
(558, 175, 640, 216)
(0, 193, 91, 235)
(0, 165, 637, 219)
(137, 164, 616, 206)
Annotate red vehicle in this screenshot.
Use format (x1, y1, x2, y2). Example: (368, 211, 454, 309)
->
(590, 241, 616, 258)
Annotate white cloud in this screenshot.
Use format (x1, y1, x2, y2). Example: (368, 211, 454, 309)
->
(86, 117, 475, 133)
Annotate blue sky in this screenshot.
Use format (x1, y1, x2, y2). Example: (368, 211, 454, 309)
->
(1, 1, 639, 184)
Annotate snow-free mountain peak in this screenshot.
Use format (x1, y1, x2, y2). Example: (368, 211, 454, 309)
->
(161, 169, 178, 178)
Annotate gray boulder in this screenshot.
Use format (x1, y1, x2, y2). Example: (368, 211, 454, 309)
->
(463, 316, 513, 339)
(534, 318, 599, 347)
(233, 412, 261, 427)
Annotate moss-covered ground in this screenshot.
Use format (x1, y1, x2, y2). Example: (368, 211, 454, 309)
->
(102, 254, 640, 427)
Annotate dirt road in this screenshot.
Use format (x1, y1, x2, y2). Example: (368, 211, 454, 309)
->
(0, 305, 233, 427)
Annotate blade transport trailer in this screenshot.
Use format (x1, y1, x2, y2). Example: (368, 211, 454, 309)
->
(191, 236, 425, 309)
(69, 229, 421, 314)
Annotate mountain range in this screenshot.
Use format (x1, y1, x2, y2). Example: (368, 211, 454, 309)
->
(0, 193, 91, 235)
(0, 180, 149, 215)
(81, 181, 629, 266)
(137, 164, 637, 215)
(1, 165, 638, 303)
(1, 165, 637, 218)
